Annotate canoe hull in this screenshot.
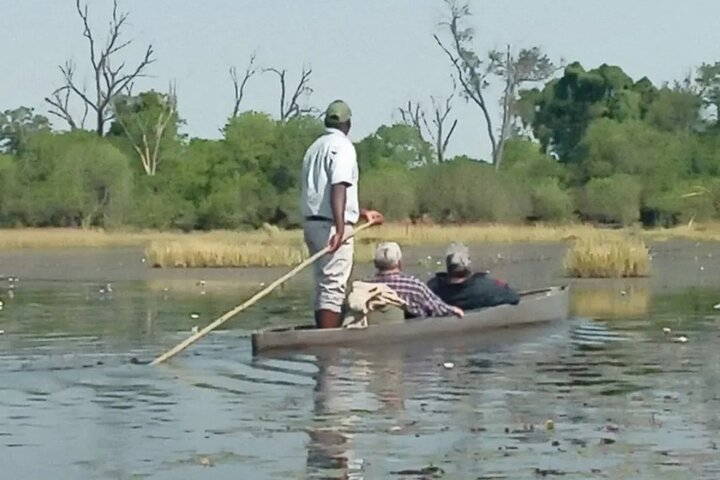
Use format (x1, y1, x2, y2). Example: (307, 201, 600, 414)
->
(251, 285, 570, 355)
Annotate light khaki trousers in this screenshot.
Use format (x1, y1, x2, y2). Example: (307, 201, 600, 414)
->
(303, 221, 354, 313)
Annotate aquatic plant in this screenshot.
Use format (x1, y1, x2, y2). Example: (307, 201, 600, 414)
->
(563, 234, 650, 278)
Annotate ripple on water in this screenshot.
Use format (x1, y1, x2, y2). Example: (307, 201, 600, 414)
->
(3, 279, 720, 479)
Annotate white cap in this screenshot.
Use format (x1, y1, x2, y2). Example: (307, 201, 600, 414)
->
(374, 242, 403, 269)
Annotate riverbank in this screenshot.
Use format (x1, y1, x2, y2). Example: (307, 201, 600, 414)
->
(1, 222, 719, 267)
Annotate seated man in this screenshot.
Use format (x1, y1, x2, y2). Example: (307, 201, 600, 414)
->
(428, 243, 520, 310)
(368, 242, 463, 319)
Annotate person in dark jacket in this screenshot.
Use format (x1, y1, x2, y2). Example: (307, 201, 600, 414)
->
(427, 242, 520, 311)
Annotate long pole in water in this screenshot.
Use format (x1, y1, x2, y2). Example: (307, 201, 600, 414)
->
(150, 221, 376, 365)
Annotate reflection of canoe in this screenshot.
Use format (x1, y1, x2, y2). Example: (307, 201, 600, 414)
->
(251, 285, 570, 355)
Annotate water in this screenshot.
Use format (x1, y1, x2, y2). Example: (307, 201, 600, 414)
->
(2, 245, 720, 479)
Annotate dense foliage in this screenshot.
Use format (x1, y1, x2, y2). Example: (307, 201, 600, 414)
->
(3, 61, 720, 230)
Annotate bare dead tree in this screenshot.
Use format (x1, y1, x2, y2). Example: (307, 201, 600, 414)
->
(434, 0, 498, 164)
(45, 0, 155, 136)
(263, 65, 316, 121)
(435, 0, 560, 168)
(399, 79, 459, 163)
(111, 85, 177, 176)
(491, 45, 560, 169)
(230, 53, 258, 118)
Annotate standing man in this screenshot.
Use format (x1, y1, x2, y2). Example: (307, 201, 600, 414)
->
(301, 99, 384, 329)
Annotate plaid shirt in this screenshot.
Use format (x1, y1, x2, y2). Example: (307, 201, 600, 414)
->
(368, 271, 456, 318)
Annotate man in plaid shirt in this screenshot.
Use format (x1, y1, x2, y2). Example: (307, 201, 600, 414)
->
(367, 242, 463, 319)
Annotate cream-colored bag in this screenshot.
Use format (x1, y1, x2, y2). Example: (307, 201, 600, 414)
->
(342, 281, 406, 329)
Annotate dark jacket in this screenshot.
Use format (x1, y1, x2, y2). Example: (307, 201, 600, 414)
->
(427, 272, 520, 311)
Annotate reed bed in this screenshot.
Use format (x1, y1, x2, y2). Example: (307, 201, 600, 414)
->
(563, 234, 650, 278)
(1, 221, 718, 268)
(145, 240, 307, 268)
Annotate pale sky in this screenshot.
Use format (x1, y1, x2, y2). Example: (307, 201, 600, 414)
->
(3, 0, 720, 160)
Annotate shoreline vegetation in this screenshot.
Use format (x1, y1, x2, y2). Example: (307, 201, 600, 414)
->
(0, 222, 716, 271)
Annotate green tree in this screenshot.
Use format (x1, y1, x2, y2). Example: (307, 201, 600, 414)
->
(645, 87, 702, 132)
(696, 61, 720, 126)
(0, 107, 51, 154)
(501, 138, 566, 181)
(355, 123, 433, 171)
(576, 119, 687, 194)
(14, 131, 132, 227)
(0, 154, 17, 224)
(109, 89, 181, 176)
(517, 62, 656, 162)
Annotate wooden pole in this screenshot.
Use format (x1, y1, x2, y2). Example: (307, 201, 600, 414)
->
(150, 222, 375, 365)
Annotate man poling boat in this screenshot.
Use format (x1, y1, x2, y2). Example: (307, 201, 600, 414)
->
(300, 99, 384, 329)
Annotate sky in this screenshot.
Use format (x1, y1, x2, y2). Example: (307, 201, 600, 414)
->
(3, 0, 720, 160)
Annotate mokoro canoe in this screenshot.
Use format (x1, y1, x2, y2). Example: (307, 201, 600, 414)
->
(251, 285, 570, 355)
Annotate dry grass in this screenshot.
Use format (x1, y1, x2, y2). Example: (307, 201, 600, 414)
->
(146, 239, 307, 268)
(1, 221, 719, 268)
(563, 234, 650, 278)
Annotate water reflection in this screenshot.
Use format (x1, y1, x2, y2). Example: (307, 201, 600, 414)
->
(571, 283, 651, 319)
(3, 275, 720, 479)
(307, 351, 359, 479)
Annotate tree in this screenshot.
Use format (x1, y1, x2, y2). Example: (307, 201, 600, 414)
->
(434, 0, 499, 164)
(645, 86, 702, 133)
(263, 66, 316, 121)
(0, 107, 51, 154)
(399, 78, 458, 163)
(229, 53, 258, 119)
(45, 0, 155, 136)
(355, 124, 434, 170)
(517, 63, 655, 162)
(48, 137, 133, 227)
(13, 131, 132, 227)
(434, 0, 558, 168)
(109, 88, 179, 175)
(0, 154, 16, 224)
(696, 61, 720, 126)
(490, 46, 559, 169)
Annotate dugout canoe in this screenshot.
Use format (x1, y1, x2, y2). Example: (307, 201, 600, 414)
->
(251, 285, 569, 355)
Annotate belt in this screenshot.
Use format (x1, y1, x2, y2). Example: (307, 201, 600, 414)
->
(305, 216, 353, 226)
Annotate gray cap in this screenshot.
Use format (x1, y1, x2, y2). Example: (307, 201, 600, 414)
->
(374, 242, 402, 269)
(446, 242, 471, 272)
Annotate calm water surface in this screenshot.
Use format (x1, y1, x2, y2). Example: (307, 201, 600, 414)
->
(1, 245, 720, 479)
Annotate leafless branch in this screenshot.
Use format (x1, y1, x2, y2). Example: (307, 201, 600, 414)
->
(264, 65, 316, 120)
(400, 78, 458, 163)
(434, 0, 497, 163)
(45, 86, 78, 130)
(230, 53, 257, 118)
(399, 101, 424, 131)
(45, 0, 155, 136)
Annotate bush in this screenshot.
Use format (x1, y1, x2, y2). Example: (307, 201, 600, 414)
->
(579, 174, 642, 225)
(416, 160, 531, 223)
(360, 167, 417, 221)
(0, 154, 16, 224)
(530, 178, 574, 222)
